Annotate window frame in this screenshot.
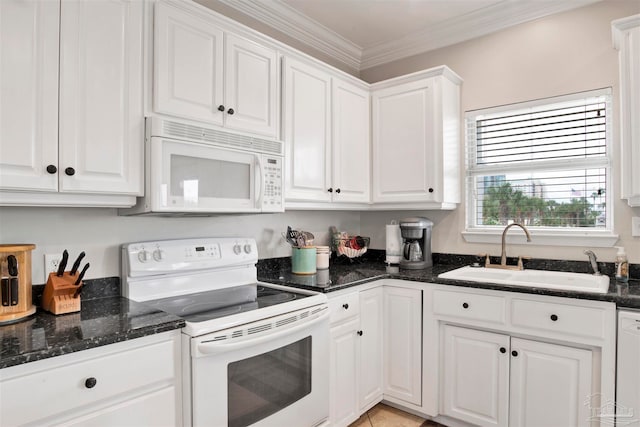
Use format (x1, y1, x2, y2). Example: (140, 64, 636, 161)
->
(462, 88, 619, 247)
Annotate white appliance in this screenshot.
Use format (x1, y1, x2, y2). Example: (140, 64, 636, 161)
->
(617, 309, 640, 423)
(122, 238, 329, 427)
(123, 118, 284, 215)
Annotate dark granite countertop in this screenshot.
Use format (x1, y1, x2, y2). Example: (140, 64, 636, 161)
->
(257, 253, 640, 309)
(0, 278, 184, 370)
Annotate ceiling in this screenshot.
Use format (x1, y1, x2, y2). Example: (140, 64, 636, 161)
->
(214, 0, 600, 72)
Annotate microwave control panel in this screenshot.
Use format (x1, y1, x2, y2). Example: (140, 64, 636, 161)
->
(262, 155, 283, 212)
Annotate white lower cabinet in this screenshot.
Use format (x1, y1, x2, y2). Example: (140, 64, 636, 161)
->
(328, 287, 383, 427)
(442, 325, 593, 427)
(430, 286, 615, 427)
(0, 331, 181, 427)
(383, 286, 422, 406)
(442, 325, 510, 427)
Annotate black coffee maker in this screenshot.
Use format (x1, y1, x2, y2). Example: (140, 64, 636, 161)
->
(399, 217, 433, 269)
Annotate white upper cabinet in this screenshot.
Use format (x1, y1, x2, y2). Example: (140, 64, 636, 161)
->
(283, 56, 371, 206)
(0, 0, 143, 203)
(613, 14, 640, 207)
(283, 57, 332, 203)
(332, 78, 371, 204)
(0, 0, 59, 192)
(154, 1, 278, 138)
(371, 67, 461, 209)
(59, 0, 144, 195)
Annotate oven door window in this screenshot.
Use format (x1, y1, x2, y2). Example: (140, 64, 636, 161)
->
(227, 337, 312, 427)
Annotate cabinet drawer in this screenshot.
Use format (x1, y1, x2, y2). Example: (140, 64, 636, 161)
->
(329, 292, 360, 325)
(0, 339, 176, 426)
(511, 298, 607, 340)
(433, 289, 506, 324)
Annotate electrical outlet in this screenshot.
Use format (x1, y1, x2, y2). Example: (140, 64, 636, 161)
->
(44, 253, 63, 274)
(633, 217, 640, 237)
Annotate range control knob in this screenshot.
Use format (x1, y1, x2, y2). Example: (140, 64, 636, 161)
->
(137, 250, 150, 263)
(243, 244, 252, 254)
(152, 249, 164, 261)
(233, 244, 242, 255)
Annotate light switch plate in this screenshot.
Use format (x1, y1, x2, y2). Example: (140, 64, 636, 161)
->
(632, 217, 640, 237)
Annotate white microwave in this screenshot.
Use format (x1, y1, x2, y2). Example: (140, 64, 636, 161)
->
(123, 117, 284, 215)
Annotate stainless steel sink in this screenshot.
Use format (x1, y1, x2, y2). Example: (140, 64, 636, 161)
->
(438, 266, 611, 294)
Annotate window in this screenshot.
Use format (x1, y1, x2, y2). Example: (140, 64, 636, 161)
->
(464, 88, 617, 246)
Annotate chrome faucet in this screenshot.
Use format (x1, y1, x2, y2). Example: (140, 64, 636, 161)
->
(584, 250, 601, 275)
(485, 223, 532, 270)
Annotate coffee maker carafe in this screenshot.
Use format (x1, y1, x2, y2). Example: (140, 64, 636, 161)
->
(399, 217, 433, 269)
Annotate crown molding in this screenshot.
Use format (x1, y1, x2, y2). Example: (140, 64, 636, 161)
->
(218, 0, 601, 72)
(216, 0, 361, 72)
(360, 0, 601, 70)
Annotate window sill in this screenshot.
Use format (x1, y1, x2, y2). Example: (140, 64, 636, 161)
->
(461, 228, 619, 248)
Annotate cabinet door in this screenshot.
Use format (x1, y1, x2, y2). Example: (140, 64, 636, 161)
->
(154, 1, 224, 125)
(372, 79, 437, 203)
(59, 0, 143, 195)
(509, 338, 592, 427)
(442, 325, 510, 427)
(383, 286, 422, 405)
(359, 287, 383, 410)
(0, 0, 59, 191)
(329, 318, 360, 427)
(617, 311, 640, 425)
(224, 34, 278, 138)
(283, 57, 332, 202)
(332, 78, 370, 203)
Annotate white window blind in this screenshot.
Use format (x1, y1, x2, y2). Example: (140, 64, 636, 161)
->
(466, 88, 611, 230)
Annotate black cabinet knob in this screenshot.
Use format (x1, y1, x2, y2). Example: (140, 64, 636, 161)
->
(512, 350, 518, 357)
(428, 188, 434, 193)
(500, 347, 506, 353)
(85, 377, 97, 389)
(550, 314, 558, 321)
(357, 330, 363, 336)
(342, 303, 349, 310)
(335, 188, 341, 194)
(227, 108, 235, 115)
(65, 167, 75, 176)
(218, 105, 225, 112)
(327, 188, 333, 193)
(462, 302, 469, 309)
(46, 165, 57, 174)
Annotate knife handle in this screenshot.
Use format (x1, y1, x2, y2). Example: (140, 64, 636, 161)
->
(57, 250, 69, 277)
(1, 278, 9, 306)
(70, 251, 86, 276)
(9, 278, 18, 306)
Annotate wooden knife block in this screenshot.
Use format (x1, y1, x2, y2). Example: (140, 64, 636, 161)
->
(42, 272, 81, 315)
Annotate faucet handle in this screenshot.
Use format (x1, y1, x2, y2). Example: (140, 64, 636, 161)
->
(517, 256, 531, 270)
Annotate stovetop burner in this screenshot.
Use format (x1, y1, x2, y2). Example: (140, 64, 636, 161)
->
(142, 283, 312, 323)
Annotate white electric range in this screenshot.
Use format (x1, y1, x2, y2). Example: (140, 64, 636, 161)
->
(121, 237, 329, 427)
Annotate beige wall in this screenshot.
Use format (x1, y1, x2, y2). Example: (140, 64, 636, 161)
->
(360, 0, 640, 263)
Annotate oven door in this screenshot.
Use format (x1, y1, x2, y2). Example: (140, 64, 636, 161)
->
(189, 306, 329, 427)
(149, 137, 262, 213)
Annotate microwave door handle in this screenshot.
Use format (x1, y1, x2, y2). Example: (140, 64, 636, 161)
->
(195, 308, 329, 357)
(255, 157, 264, 209)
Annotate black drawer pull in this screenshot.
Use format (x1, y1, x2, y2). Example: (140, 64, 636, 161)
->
(342, 303, 349, 310)
(65, 167, 75, 176)
(227, 108, 235, 115)
(512, 350, 518, 357)
(85, 377, 97, 389)
(500, 347, 506, 353)
(462, 302, 469, 309)
(218, 105, 225, 112)
(550, 314, 558, 321)
(46, 164, 57, 174)
(357, 330, 363, 336)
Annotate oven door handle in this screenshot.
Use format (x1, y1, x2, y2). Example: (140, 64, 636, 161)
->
(195, 308, 329, 356)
